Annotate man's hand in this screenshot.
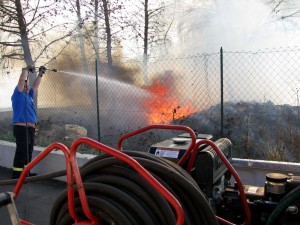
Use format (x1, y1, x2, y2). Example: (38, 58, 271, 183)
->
(38, 66, 46, 77)
(23, 65, 35, 73)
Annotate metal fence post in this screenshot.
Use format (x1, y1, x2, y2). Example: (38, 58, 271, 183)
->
(95, 59, 100, 142)
(220, 47, 224, 137)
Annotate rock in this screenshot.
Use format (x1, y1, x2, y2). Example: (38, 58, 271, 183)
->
(64, 124, 87, 147)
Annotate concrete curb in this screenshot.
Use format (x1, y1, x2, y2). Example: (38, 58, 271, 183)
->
(0, 140, 94, 181)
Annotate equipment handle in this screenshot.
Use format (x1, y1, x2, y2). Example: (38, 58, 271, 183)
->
(0, 192, 12, 207)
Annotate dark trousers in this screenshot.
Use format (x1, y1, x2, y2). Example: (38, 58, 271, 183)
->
(12, 125, 35, 177)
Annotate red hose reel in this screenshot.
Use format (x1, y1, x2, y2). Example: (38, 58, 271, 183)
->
(8, 124, 250, 225)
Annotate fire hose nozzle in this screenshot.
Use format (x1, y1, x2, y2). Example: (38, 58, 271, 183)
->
(34, 67, 58, 72)
(46, 68, 58, 72)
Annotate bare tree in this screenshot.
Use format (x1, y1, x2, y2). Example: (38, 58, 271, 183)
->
(98, 0, 127, 75)
(78, 0, 126, 77)
(127, 0, 168, 83)
(53, 0, 101, 73)
(65, 0, 90, 74)
(102, 0, 112, 72)
(94, 0, 101, 70)
(266, 0, 300, 19)
(0, 0, 74, 85)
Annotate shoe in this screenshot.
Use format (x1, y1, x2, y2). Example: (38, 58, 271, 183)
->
(11, 172, 37, 179)
(28, 172, 37, 177)
(11, 174, 20, 179)
(11, 171, 21, 179)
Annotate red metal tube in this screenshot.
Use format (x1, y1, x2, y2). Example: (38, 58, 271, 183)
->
(193, 139, 251, 225)
(13, 142, 70, 198)
(67, 158, 80, 222)
(69, 139, 99, 224)
(117, 124, 196, 169)
(20, 220, 35, 225)
(117, 124, 196, 150)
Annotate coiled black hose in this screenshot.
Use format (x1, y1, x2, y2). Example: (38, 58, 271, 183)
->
(50, 152, 218, 225)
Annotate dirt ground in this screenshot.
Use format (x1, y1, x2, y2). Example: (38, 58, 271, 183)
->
(0, 120, 65, 146)
(0, 118, 169, 155)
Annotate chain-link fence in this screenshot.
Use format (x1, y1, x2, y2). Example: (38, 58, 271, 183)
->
(222, 47, 300, 161)
(1, 46, 300, 161)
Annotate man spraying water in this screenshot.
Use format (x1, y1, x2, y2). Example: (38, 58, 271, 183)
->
(11, 65, 46, 179)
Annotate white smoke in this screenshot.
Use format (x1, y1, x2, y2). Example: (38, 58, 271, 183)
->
(172, 0, 300, 54)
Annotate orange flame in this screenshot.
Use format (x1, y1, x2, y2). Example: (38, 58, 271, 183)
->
(143, 78, 196, 124)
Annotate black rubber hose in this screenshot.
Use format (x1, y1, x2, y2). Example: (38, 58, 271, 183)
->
(55, 196, 132, 225)
(122, 150, 200, 188)
(164, 176, 205, 225)
(88, 182, 157, 225)
(80, 155, 218, 225)
(134, 168, 195, 225)
(54, 197, 116, 225)
(84, 165, 172, 201)
(98, 196, 140, 225)
(90, 157, 214, 224)
(128, 156, 213, 225)
(80, 152, 114, 168)
(51, 178, 162, 225)
(51, 152, 218, 225)
(51, 182, 157, 225)
(82, 151, 199, 188)
(133, 157, 218, 225)
(87, 182, 158, 225)
(84, 174, 171, 225)
(88, 166, 177, 224)
(81, 150, 199, 188)
(82, 166, 176, 225)
(51, 161, 175, 225)
(51, 185, 132, 225)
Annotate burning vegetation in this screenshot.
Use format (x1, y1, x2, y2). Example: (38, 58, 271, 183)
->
(142, 71, 197, 124)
